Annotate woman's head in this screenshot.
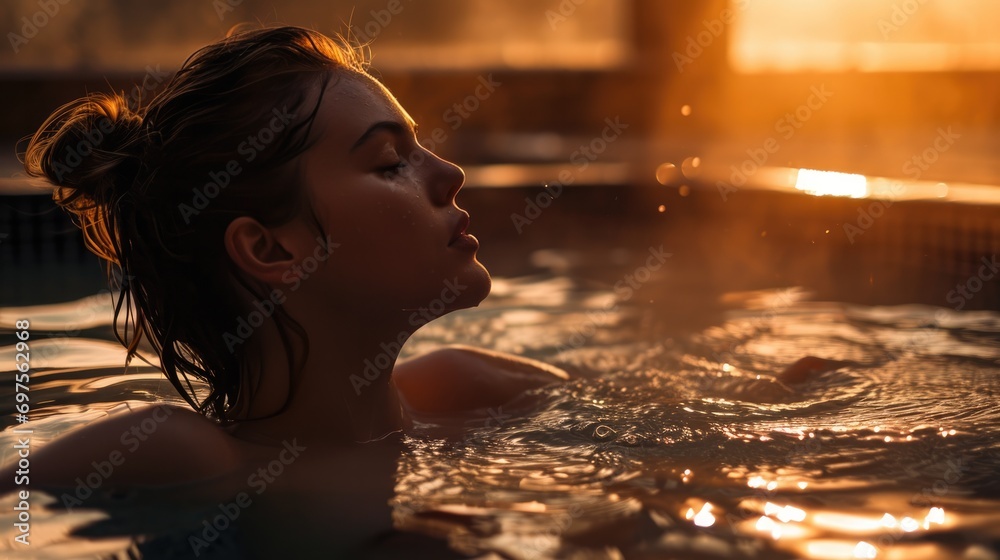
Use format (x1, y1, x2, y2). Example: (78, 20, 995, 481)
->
(22, 26, 490, 423)
(253, 71, 491, 317)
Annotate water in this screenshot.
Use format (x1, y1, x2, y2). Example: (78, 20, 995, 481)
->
(1, 273, 999, 559)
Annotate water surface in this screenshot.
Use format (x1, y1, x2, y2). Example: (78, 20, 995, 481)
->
(1, 273, 998, 559)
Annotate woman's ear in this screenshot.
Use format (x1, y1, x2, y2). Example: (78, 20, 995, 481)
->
(224, 216, 297, 284)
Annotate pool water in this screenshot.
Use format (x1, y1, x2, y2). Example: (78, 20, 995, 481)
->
(1, 271, 999, 559)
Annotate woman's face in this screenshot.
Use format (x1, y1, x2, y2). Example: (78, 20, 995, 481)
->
(289, 71, 491, 321)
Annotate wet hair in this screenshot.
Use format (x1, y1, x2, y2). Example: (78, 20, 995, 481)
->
(21, 26, 368, 423)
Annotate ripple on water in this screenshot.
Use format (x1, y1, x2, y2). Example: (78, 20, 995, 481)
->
(2, 285, 999, 559)
(394, 291, 1000, 559)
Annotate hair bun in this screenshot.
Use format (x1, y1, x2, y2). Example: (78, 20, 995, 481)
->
(23, 92, 146, 203)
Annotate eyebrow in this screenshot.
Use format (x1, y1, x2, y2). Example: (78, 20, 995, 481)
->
(350, 120, 418, 152)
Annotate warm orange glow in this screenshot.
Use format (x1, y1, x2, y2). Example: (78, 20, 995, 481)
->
(681, 156, 702, 179)
(924, 507, 945, 528)
(853, 541, 878, 559)
(780, 505, 807, 523)
(805, 540, 874, 559)
(730, 0, 1000, 72)
(811, 512, 884, 533)
(795, 169, 868, 198)
(684, 501, 717, 527)
(509, 501, 548, 513)
(655, 163, 678, 185)
(698, 165, 1000, 205)
(754, 515, 811, 540)
(693, 503, 716, 527)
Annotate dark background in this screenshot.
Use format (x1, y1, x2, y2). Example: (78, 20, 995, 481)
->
(1, 0, 998, 310)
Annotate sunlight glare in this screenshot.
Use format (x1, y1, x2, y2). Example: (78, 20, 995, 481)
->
(794, 169, 868, 198)
(693, 503, 716, 527)
(853, 541, 878, 559)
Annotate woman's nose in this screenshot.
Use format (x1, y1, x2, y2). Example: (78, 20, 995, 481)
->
(432, 154, 466, 206)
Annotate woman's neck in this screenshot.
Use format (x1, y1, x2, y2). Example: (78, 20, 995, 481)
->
(226, 312, 414, 448)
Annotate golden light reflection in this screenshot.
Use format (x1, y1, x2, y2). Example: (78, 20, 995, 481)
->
(852, 541, 878, 559)
(809, 508, 947, 539)
(755, 516, 784, 540)
(794, 169, 868, 198)
(702, 165, 1000, 205)
(760, 516, 813, 539)
(806, 540, 876, 560)
(692, 503, 716, 527)
(764, 502, 807, 523)
(509, 501, 548, 513)
(781, 506, 807, 523)
(924, 507, 945, 528)
(811, 512, 884, 533)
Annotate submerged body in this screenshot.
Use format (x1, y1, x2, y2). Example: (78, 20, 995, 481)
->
(0, 346, 567, 556)
(0, 337, 830, 558)
(0, 349, 822, 489)
(4, 345, 569, 485)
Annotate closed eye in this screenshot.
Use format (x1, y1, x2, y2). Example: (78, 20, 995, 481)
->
(379, 160, 407, 177)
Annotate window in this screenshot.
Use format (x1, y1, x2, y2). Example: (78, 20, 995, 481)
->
(729, 0, 1000, 72)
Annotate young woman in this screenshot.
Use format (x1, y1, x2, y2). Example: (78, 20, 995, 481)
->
(1, 26, 576, 552)
(4, 24, 833, 556)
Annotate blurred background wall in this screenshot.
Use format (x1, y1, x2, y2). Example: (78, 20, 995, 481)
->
(1, 0, 998, 310)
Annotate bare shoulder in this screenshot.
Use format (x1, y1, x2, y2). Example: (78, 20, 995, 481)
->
(392, 345, 569, 415)
(1, 404, 240, 492)
(443, 345, 571, 380)
(398, 345, 569, 382)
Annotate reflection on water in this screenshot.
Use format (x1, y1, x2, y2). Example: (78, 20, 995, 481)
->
(1, 274, 998, 559)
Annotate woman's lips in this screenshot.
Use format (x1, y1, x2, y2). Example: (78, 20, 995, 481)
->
(449, 212, 478, 250)
(449, 232, 479, 250)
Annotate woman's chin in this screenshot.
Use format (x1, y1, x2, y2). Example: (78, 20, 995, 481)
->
(466, 260, 492, 306)
(440, 261, 491, 312)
